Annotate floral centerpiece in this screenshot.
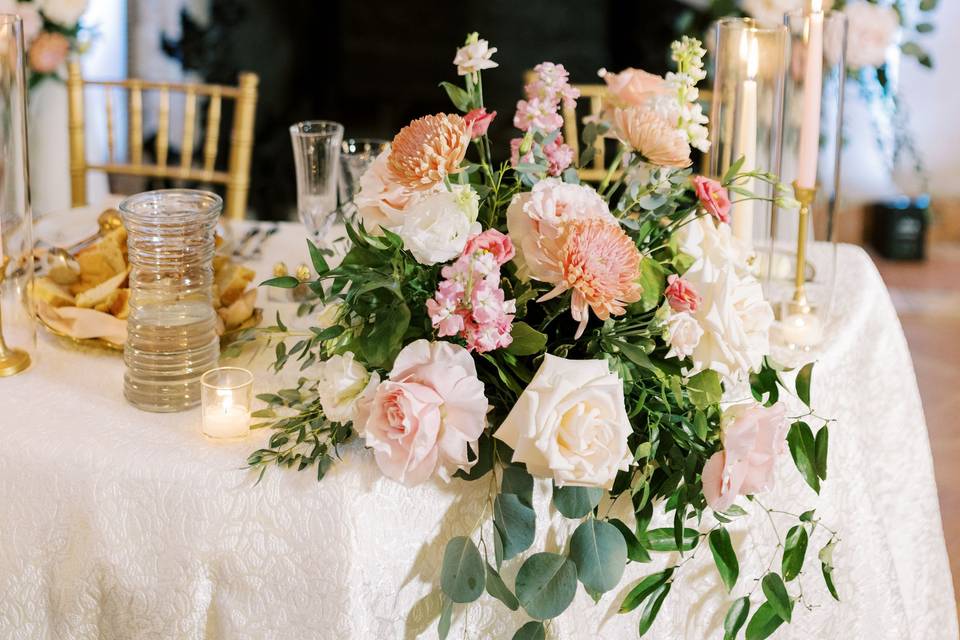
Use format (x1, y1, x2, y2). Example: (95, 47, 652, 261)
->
(1, 0, 87, 86)
(248, 34, 836, 639)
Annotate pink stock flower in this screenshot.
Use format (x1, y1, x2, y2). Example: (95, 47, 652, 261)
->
(702, 402, 788, 512)
(463, 229, 515, 266)
(665, 274, 701, 313)
(539, 218, 643, 339)
(692, 175, 732, 224)
(464, 107, 496, 139)
(598, 67, 669, 108)
(510, 137, 534, 168)
(513, 97, 564, 133)
(353, 340, 488, 486)
(527, 62, 579, 109)
(543, 135, 574, 177)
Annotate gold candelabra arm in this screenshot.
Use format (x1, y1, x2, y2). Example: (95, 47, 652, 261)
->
(791, 181, 818, 312)
(0, 255, 32, 377)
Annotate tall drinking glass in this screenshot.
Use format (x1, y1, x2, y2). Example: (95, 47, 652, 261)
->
(339, 138, 390, 207)
(290, 121, 343, 239)
(0, 15, 34, 378)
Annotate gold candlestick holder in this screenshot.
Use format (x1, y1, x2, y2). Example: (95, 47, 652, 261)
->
(0, 256, 31, 377)
(790, 181, 817, 314)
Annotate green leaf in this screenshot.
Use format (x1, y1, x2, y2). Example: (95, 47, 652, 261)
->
(439, 81, 472, 112)
(511, 621, 546, 640)
(637, 582, 671, 636)
(723, 596, 750, 640)
(787, 421, 820, 493)
(610, 518, 651, 563)
(260, 275, 300, 289)
(919, 0, 938, 9)
(494, 493, 536, 561)
(515, 552, 578, 620)
(815, 426, 829, 480)
(799, 509, 815, 522)
(440, 536, 485, 604)
(782, 525, 809, 582)
(760, 573, 792, 623)
(688, 370, 722, 411)
(916, 22, 934, 33)
(569, 520, 628, 593)
(361, 300, 410, 368)
(637, 258, 667, 312)
(437, 596, 453, 640)
(708, 528, 739, 592)
(485, 563, 520, 611)
(306, 239, 329, 275)
(822, 563, 839, 601)
(745, 601, 785, 640)
(552, 484, 603, 519)
(795, 362, 813, 407)
(619, 568, 673, 614)
(723, 156, 746, 185)
(506, 322, 548, 356)
(501, 466, 534, 508)
(641, 527, 699, 552)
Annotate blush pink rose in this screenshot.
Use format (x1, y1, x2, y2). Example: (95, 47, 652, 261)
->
(353, 340, 488, 486)
(28, 32, 70, 74)
(702, 402, 788, 512)
(692, 175, 732, 224)
(598, 67, 668, 108)
(665, 274, 701, 313)
(464, 107, 496, 139)
(463, 228, 515, 265)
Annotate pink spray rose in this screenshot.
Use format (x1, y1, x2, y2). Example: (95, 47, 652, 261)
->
(462, 228, 515, 266)
(702, 402, 788, 512)
(464, 107, 496, 139)
(665, 274, 701, 313)
(28, 32, 70, 74)
(353, 340, 488, 486)
(692, 175, 732, 224)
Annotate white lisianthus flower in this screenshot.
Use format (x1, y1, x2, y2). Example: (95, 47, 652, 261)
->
(664, 310, 704, 360)
(315, 352, 378, 424)
(453, 35, 498, 77)
(843, 1, 899, 70)
(400, 185, 481, 265)
(676, 215, 773, 381)
(36, 0, 87, 27)
(494, 354, 633, 489)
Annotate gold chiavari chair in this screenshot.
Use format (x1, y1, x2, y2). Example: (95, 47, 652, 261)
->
(66, 61, 259, 220)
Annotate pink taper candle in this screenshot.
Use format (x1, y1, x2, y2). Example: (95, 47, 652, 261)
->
(796, 0, 824, 189)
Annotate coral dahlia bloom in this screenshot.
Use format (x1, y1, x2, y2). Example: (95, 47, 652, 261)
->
(611, 106, 691, 168)
(388, 114, 470, 190)
(540, 218, 643, 338)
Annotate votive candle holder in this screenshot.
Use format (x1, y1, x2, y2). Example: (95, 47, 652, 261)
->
(200, 367, 254, 440)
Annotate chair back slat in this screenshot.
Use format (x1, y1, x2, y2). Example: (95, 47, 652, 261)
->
(155, 87, 170, 168)
(66, 60, 258, 219)
(180, 88, 197, 171)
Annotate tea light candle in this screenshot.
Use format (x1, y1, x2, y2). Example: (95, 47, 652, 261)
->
(779, 312, 824, 349)
(201, 367, 254, 440)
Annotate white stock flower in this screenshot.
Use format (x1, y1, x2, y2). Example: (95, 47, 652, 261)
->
(664, 310, 704, 360)
(843, 1, 899, 70)
(399, 185, 481, 265)
(315, 352, 377, 424)
(494, 355, 633, 489)
(676, 216, 773, 381)
(453, 37, 498, 77)
(36, 0, 87, 27)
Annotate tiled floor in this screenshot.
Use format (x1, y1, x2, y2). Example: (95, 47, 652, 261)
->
(871, 243, 960, 608)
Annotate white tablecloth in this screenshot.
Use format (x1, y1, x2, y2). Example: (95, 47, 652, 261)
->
(0, 219, 956, 639)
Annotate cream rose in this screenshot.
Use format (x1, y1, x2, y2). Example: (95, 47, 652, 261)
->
(399, 185, 480, 265)
(664, 310, 703, 360)
(37, 0, 87, 27)
(315, 352, 377, 424)
(494, 354, 632, 489)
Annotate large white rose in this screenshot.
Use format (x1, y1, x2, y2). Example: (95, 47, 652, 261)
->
(399, 184, 480, 265)
(315, 352, 378, 424)
(843, 1, 899, 70)
(36, 0, 87, 27)
(676, 216, 773, 381)
(494, 354, 632, 489)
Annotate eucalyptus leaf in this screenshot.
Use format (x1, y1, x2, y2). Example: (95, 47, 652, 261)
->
(723, 596, 750, 640)
(494, 493, 536, 561)
(570, 520, 628, 593)
(637, 582, 671, 636)
(745, 601, 785, 640)
(708, 528, 739, 592)
(486, 563, 520, 611)
(511, 621, 546, 640)
(552, 484, 603, 519)
(501, 466, 535, 508)
(782, 525, 809, 582)
(437, 596, 453, 640)
(787, 421, 820, 493)
(440, 536, 485, 603)
(760, 573, 792, 622)
(515, 553, 578, 620)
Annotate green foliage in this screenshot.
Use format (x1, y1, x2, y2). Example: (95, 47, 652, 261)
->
(515, 553, 578, 620)
(569, 520, 628, 593)
(494, 493, 536, 562)
(708, 527, 739, 592)
(441, 537, 486, 603)
(485, 563, 520, 610)
(782, 525, 809, 582)
(437, 596, 453, 640)
(723, 597, 750, 640)
(552, 485, 603, 519)
(637, 581, 671, 636)
(642, 527, 699, 552)
(745, 602, 785, 640)
(511, 621, 546, 640)
(619, 568, 674, 614)
(787, 422, 820, 493)
(760, 573, 792, 623)
(507, 322, 548, 356)
(795, 363, 814, 407)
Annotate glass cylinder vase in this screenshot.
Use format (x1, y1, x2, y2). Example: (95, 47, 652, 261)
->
(120, 189, 222, 412)
(0, 15, 35, 378)
(709, 17, 789, 252)
(767, 9, 847, 363)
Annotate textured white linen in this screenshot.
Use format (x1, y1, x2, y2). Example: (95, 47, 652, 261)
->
(0, 220, 956, 639)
